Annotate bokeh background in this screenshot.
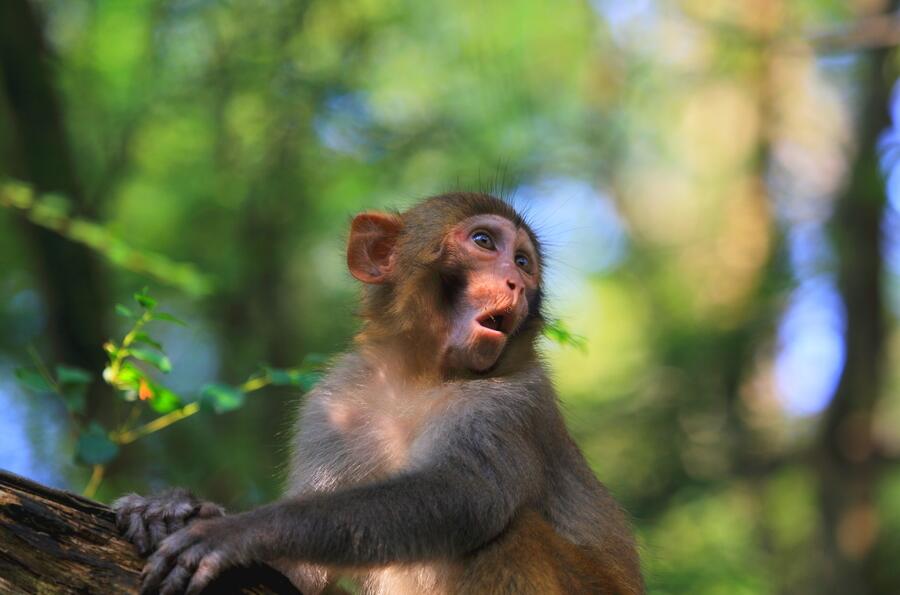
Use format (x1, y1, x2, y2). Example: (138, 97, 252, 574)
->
(2, 0, 900, 593)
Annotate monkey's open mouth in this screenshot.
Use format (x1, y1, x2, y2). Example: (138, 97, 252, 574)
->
(476, 311, 513, 335)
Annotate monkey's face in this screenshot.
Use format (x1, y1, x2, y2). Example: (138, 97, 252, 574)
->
(346, 203, 541, 375)
(442, 215, 540, 372)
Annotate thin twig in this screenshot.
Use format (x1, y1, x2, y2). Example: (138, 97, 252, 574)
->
(83, 464, 105, 499)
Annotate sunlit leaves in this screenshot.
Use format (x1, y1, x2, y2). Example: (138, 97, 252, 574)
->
(104, 361, 142, 394)
(105, 289, 175, 397)
(149, 386, 182, 414)
(16, 288, 322, 498)
(129, 347, 172, 373)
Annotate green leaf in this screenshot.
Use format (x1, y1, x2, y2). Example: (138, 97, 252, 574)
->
(265, 367, 321, 390)
(59, 384, 87, 414)
(130, 348, 172, 373)
(200, 383, 245, 413)
(57, 365, 91, 412)
(149, 386, 182, 414)
(132, 331, 163, 350)
(75, 423, 119, 465)
(14, 368, 54, 393)
(134, 287, 157, 310)
(56, 365, 92, 385)
(106, 361, 146, 402)
(115, 304, 135, 318)
(265, 367, 295, 386)
(542, 318, 588, 352)
(110, 361, 143, 388)
(152, 311, 186, 326)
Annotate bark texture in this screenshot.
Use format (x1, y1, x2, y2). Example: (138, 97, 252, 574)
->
(0, 470, 300, 595)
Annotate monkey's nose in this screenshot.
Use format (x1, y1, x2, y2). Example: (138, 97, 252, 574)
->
(506, 279, 517, 291)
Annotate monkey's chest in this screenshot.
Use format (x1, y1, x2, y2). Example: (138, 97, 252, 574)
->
(320, 385, 453, 478)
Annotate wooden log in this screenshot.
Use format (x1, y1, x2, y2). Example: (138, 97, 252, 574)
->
(0, 470, 301, 594)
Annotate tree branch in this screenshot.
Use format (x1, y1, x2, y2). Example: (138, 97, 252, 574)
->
(0, 470, 300, 594)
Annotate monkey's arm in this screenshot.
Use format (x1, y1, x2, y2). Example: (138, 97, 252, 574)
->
(259, 425, 543, 564)
(141, 394, 545, 594)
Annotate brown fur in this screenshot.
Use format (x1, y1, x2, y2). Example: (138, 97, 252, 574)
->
(456, 510, 642, 595)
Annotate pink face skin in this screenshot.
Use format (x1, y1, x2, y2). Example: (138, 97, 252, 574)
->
(443, 215, 540, 372)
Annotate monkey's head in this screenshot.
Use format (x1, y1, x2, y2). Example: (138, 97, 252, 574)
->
(347, 192, 543, 374)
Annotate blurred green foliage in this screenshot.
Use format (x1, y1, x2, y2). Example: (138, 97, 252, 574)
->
(14, 288, 323, 496)
(0, 180, 214, 294)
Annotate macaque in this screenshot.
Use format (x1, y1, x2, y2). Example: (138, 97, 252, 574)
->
(114, 192, 643, 595)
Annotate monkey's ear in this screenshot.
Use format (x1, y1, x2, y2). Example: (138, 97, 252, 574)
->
(347, 212, 403, 284)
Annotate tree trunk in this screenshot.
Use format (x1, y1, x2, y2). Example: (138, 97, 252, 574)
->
(0, 470, 301, 595)
(817, 42, 892, 595)
(0, 0, 109, 417)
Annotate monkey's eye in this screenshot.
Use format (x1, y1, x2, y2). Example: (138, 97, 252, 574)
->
(471, 231, 495, 250)
(515, 253, 531, 271)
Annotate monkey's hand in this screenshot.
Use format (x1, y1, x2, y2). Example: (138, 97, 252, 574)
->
(140, 514, 249, 595)
(112, 489, 225, 557)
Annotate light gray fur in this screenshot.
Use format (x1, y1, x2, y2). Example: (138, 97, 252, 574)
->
(272, 351, 628, 594)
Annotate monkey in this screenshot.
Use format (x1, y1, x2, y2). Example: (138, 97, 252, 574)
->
(114, 192, 643, 595)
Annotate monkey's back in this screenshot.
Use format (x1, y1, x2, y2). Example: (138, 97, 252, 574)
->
(523, 385, 636, 552)
(543, 427, 637, 548)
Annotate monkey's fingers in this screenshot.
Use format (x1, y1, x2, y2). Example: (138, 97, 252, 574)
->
(113, 494, 151, 552)
(165, 516, 187, 538)
(156, 544, 209, 595)
(125, 511, 153, 556)
(113, 493, 177, 556)
(141, 532, 201, 594)
(194, 501, 225, 519)
(141, 552, 176, 594)
(146, 517, 169, 553)
(158, 564, 194, 595)
(184, 551, 226, 595)
(112, 493, 146, 528)
(147, 491, 198, 521)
